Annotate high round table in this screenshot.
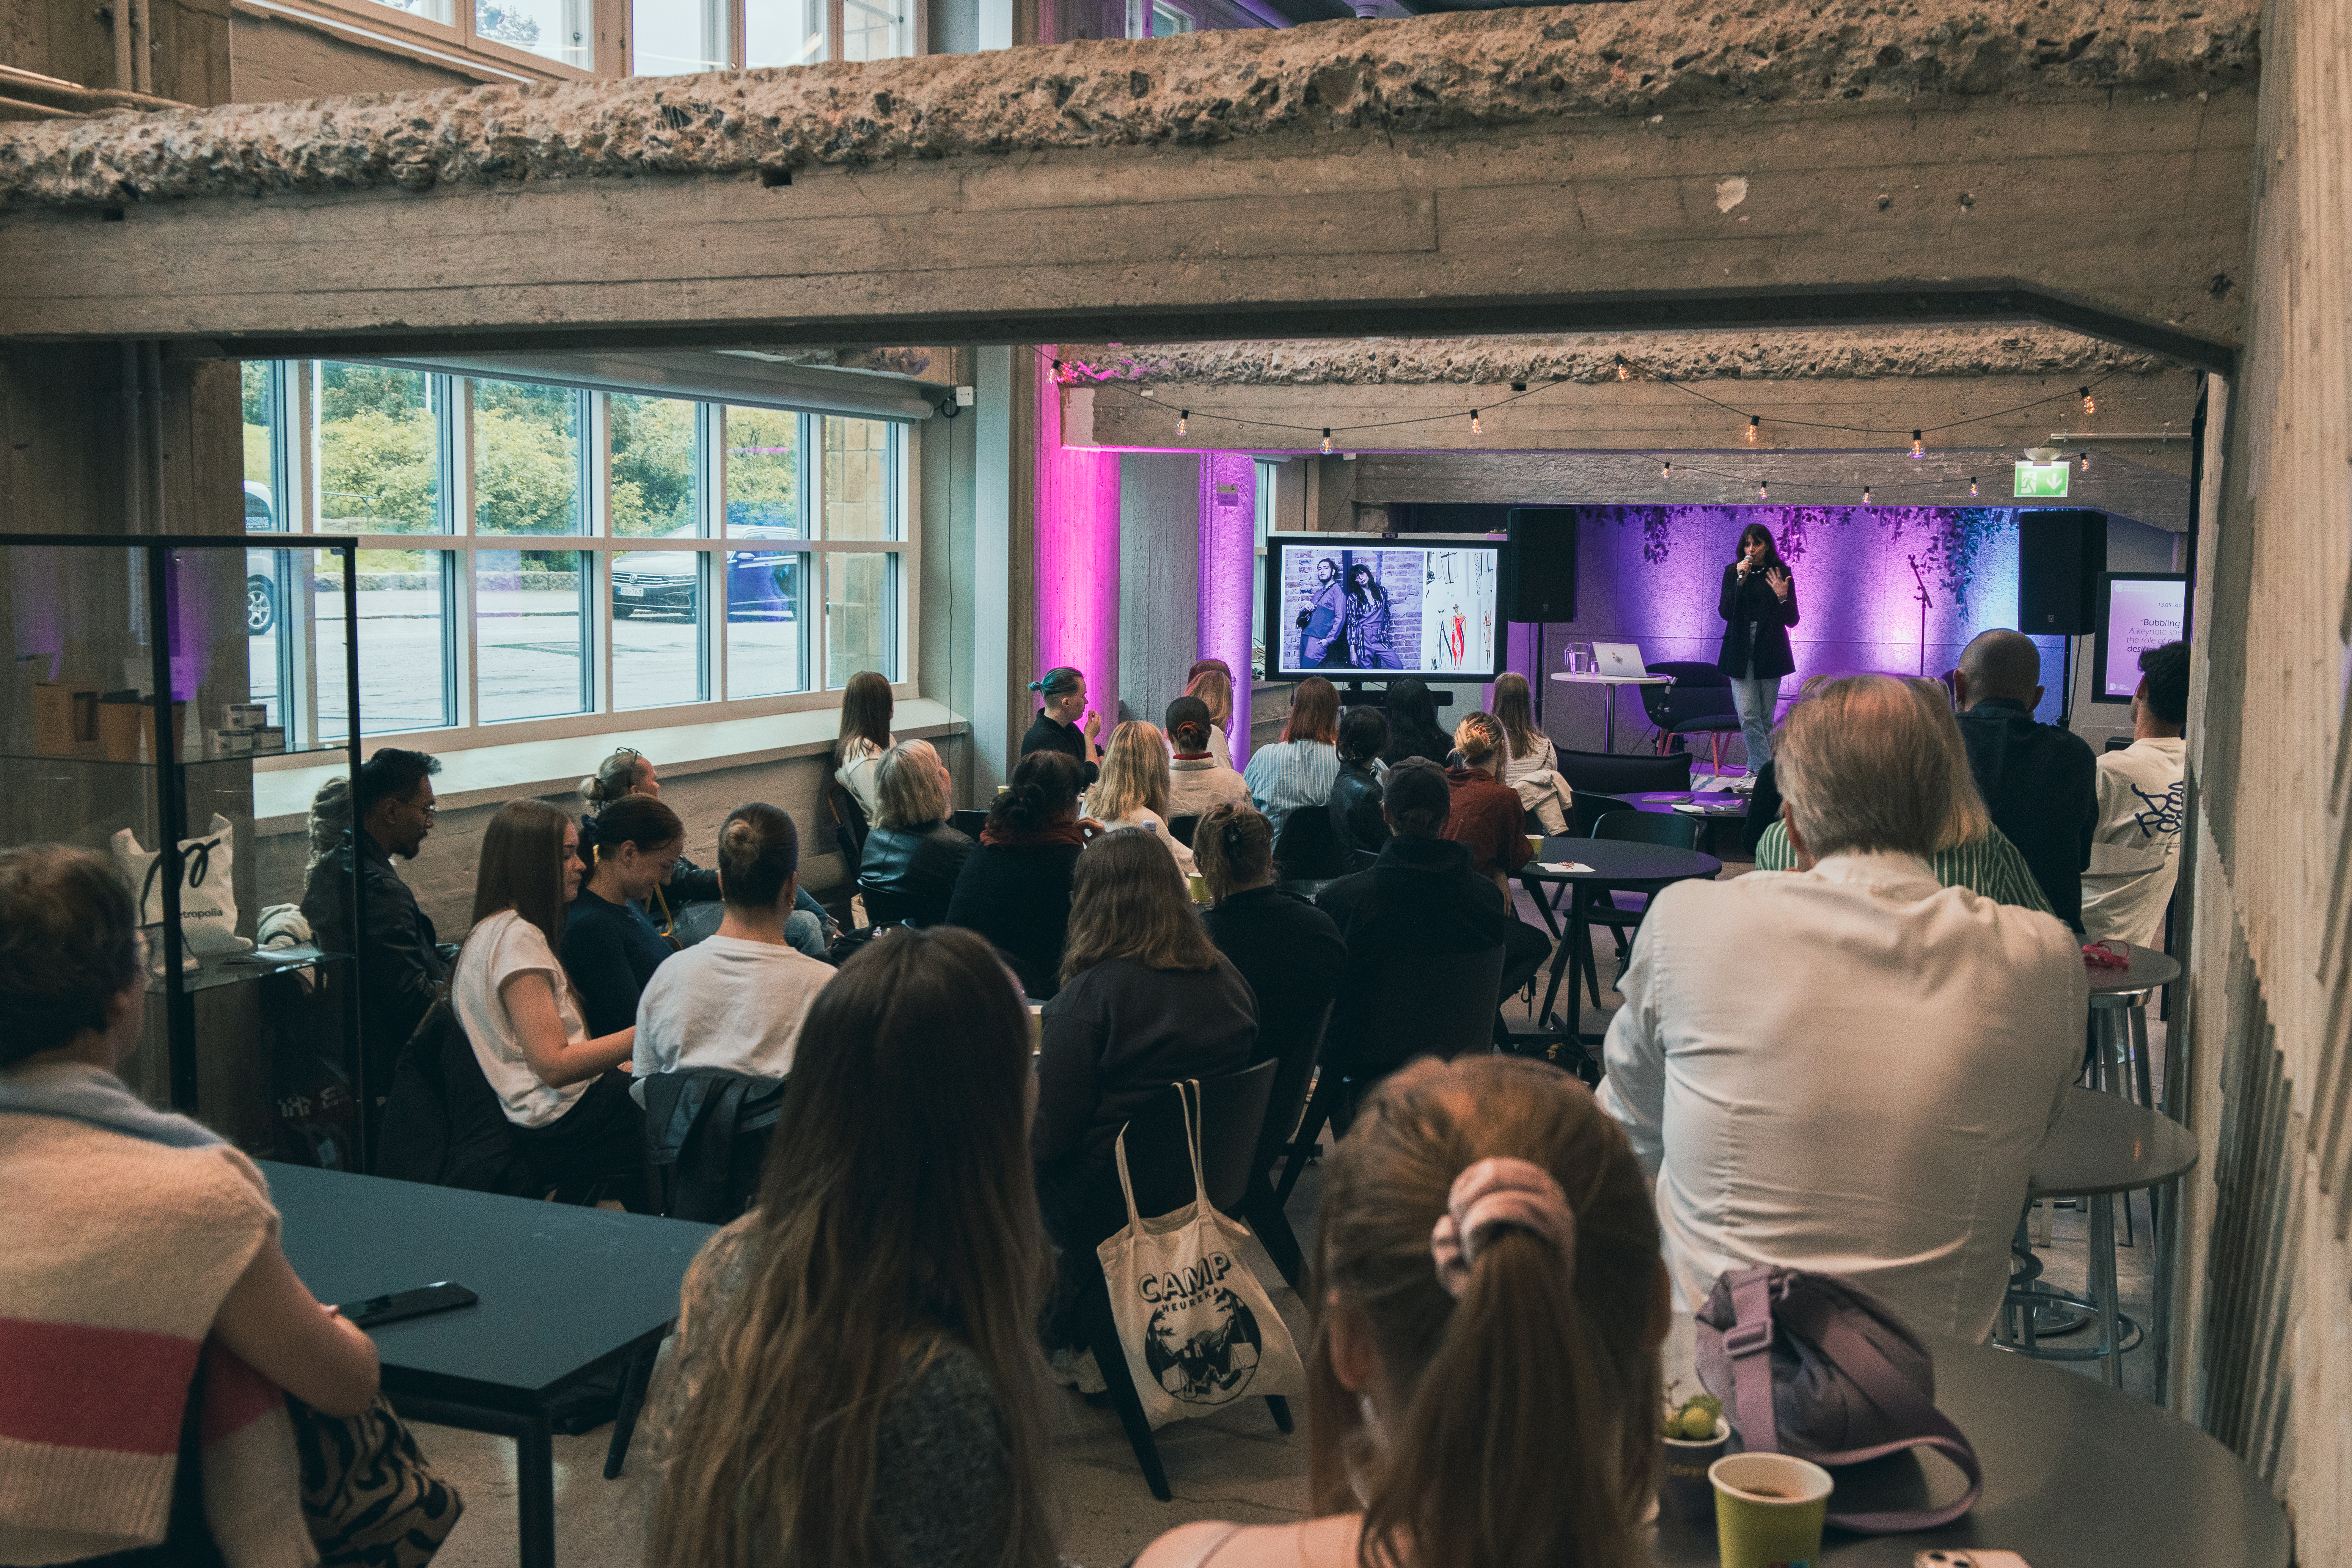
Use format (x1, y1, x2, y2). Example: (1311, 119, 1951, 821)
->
(2085, 941, 2183, 1108)
(1523, 836, 1721, 1047)
(1653, 1328, 2290, 1568)
(1550, 669, 1670, 753)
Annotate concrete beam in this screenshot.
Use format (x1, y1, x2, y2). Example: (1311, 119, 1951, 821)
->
(0, 5, 2259, 361)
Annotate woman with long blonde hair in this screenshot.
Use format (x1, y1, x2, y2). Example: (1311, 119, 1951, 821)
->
(1087, 721, 1196, 874)
(644, 927, 1061, 1568)
(1134, 1056, 1667, 1568)
(1183, 663, 1238, 769)
(1490, 671, 1573, 833)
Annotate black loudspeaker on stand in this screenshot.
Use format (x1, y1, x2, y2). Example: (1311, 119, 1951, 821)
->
(2017, 509, 2105, 636)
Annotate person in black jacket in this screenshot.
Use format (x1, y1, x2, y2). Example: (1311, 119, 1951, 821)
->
(300, 748, 446, 1119)
(1315, 760, 1530, 1079)
(1020, 665, 1101, 786)
(1197, 802, 1346, 1071)
(1328, 704, 1392, 864)
(1378, 676, 1453, 769)
(1952, 628, 2099, 929)
(943, 750, 1090, 998)
(1718, 523, 1801, 771)
(562, 793, 685, 1038)
(1032, 828, 1256, 1347)
(857, 739, 973, 927)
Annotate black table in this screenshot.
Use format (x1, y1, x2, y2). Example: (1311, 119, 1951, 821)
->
(1523, 836, 1722, 1046)
(1652, 1336, 2290, 1566)
(1629, 790, 1751, 857)
(265, 1163, 716, 1568)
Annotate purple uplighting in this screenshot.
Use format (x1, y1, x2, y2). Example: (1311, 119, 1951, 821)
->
(1196, 451, 1256, 767)
(1032, 350, 1123, 728)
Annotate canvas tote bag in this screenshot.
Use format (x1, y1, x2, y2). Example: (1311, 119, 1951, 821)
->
(113, 811, 251, 961)
(1097, 1081, 1306, 1428)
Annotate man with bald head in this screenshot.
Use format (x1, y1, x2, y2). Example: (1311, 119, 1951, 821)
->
(1952, 628, 2098, 929)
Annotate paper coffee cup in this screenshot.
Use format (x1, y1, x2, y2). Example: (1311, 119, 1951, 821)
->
(1526, 833, 1545, 854)
(1659, 1416, 1730, 1519)
(1710, 1452, 1832, 1568)
(1187, 872, 1208, 903)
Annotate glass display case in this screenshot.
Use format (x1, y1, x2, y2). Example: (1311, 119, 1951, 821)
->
(3, 534, 368, 1168)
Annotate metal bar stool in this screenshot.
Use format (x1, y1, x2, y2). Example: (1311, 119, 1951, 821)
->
(2086, 943, 2182, 1110)
(1998, 1087, 2198, 1394)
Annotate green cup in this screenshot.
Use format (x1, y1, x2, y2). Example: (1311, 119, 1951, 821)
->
(1526, 833, 1545, 856)
(1710, 1452, 1832, 1568)
(1187, 872, 1208, 904)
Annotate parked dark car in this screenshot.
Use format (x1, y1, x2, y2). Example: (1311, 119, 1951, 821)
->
(245, 482, 278, 636)
(611, 518, 802, 622)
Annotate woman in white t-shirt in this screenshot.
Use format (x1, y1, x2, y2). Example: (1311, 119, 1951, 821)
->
(1493, 672, 1573, 834)
(633, 802, 836, 1094)
(450, 798, 644, 1206)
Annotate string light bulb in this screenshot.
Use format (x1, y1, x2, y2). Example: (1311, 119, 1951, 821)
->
(1911, 430, 1925, 459)
(2079, 449, 2090, 473)
(1757, 480, 1769, 502)
(1862, 487, 1873, 505)
(2080, 386, 2096, 416)
(1661, 460, 1672, 481)
(1177, 410, 1188, 436)
(1747, 416, 1761, 445)
(1321, 429, 1333, 456)
(1969, 476, 1980, 496)
(1471, 410, 1483, 435)
(1616, 356, 1632, 383)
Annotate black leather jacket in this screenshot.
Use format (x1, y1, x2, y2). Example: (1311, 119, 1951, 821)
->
(1326, 761, 1390, 861)
(858, 820, 975, 927)
(300, 832, 448, 1099)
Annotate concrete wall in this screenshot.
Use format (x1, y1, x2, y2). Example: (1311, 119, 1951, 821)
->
(2170, 0, 2352, 1550)
(228, 9, 490, 101)
(2, 0, 232, 102)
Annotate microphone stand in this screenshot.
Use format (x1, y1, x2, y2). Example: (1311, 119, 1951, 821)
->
(1906, 554, 1934, 675)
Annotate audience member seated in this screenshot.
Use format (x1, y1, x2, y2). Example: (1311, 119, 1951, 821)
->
(2082, 639, 2189, 948)
(1378, 676, 1453, 769)
(563, 794, 685, 1039)
(1184, 661, 1240, 770)
(834, 669, 896, 824)
(1134, 1054, 1664, 1568)
(1326, 706, 1392, 861)
(1751, 679, 2053, 913)
(1196, 802, 1348, 1072)
(1317, 760, 1534, 1076)
(1088, 720, 1197, 875)
(300, 746, 446, 1111)
(1243, 674, 1342, 839)
(1599, 675, 2085, 1342)
(1, 846, 383, 1566)
(1493, 671, 1574, 833)
(634, 804, 834, 1097)
(452, 800, 645, 1207)
(580, 745, 831, 958)
(1165, 694, 1252, 818)
(1034, 830, 1257, 1348)
(641, 928, 1057, 1568)
(1442, 712, 1537, 890)
(1953, 628, 2099, 929)
(857, 739, 974, 928)
(1022, 665, 1102, 786)
(944, 750, 1089, 998)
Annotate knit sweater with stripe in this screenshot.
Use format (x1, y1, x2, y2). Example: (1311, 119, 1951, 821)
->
(0, 1061, 312, 1568)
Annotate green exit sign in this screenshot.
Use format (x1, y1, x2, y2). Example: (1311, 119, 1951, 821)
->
(2014, 462, 2071, 498)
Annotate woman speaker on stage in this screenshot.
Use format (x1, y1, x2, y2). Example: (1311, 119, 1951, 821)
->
(1717, 522, 1799, 769)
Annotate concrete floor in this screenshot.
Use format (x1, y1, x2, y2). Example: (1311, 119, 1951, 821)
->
(410, 866, 2174, 1566)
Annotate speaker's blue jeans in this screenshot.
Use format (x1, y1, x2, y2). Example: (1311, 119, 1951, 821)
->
(1729, 675, 1782, 770)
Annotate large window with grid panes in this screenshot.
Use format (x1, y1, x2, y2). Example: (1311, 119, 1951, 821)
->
(238, 361, 910, 748)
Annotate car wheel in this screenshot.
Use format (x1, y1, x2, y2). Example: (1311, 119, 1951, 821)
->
(246, 575, 277, 636)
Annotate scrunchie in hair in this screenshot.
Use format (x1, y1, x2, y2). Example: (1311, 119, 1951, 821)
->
(1429, 1157, 1577, 1299)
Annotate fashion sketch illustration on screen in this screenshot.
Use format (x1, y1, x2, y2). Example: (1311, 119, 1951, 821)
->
(1283, 549, 1425, 672)
(1421, 549, 1495, 674)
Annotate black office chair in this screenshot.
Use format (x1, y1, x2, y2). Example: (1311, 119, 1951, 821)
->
(825, 780, 871, 869)
(1582, 808, 1703, 965)
(1166, 813, 1202, 849)
(949, 806, 990, 839)
(1555, 747, 1694, 800)
(1639, 661, 1742, 771)
(855, 876, 919, 929)
(1240, 1000, 1334, 1293)
(1276, 944, 1505, 1207)
(1273, 804, 1353, 889)
(1076, 1063, 1287, 1501)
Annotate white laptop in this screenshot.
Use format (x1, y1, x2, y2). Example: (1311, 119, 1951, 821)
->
(1590, 641, 1649, 678)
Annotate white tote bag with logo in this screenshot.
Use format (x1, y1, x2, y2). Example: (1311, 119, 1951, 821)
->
(1096, 1080, 1306, 1429)
(112, 812, 251, 963)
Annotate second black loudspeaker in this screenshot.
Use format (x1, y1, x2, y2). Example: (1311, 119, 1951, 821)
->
(2017, 509, 2106, 636)
(1504, 507, 1579, 622)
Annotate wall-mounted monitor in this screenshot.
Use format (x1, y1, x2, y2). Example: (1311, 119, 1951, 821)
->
(1263, 533, 1505, 683)
(2093, 572, 2189, 704)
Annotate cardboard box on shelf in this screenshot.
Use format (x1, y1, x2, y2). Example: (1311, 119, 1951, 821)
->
(223, 704, 268, 731)
(34, 684, 100, 758)
(208, 727, 256, 759)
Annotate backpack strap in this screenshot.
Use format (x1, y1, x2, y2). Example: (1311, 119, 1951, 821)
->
(1781, 1288, 1985, 1532)
(1723, 1267, 1782, 1458)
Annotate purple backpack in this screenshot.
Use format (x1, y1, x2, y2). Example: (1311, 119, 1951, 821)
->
(1695, 1265, 1983, 1533)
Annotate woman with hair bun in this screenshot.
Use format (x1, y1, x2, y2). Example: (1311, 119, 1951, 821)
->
(1021, 666, 1101, 786)
(1134, 1055, 1667, 1568)
(944, 750, 1090, 998)
(632, 803, 834, 1094)
(1196, 804, 1346, 1075)
(1182, 663, 1239, 771)
(1441, 712, 1533, 891)
(562, 792, 685, 1039)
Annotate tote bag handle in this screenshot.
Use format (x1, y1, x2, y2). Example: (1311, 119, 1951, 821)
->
(1111, 1079, 1211, 1237)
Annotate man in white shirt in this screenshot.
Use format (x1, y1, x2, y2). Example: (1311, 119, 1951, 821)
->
(2081, 641, 2189, 949)
(1599, 675, 2086, 1343)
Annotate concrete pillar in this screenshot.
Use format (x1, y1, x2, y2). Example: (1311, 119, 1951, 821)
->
(1198, 450, 1255, 767)
(1117, 451, 1200, 732)
(969, 344, 1018, 792)
(1031, 347, 1120, 749)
